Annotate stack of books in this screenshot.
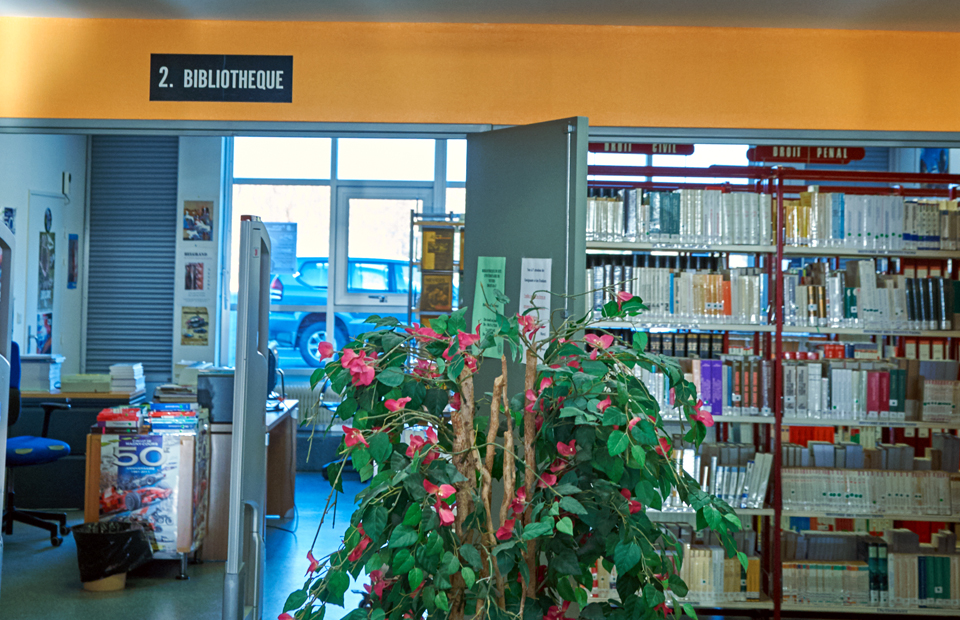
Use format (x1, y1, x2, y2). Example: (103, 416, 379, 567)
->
(154, 383, 198, 403)
(60, 374, 111, 393)
(109, 363, 145, 393)
(19, 354, 64, 392)
(147, 403, 199, 434)
(96, 407, 142, 434)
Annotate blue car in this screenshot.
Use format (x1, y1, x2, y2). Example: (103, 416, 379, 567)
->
(269, 257, 412, 366)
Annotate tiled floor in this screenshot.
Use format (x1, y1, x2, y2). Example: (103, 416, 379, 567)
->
(0, 472, 364, 620)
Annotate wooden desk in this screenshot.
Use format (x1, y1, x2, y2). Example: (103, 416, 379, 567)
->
(202, 400, 298, 562)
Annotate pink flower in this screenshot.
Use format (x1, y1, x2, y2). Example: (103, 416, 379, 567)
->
(414, 358, 439, 378)
(405, 323, 443, 341)
(517, 314, 538, 338)
(423, 480, 456, 499)
(457, 325, 481, 350)
(318, 341, 335, 360)
(340, 348, 378, 386)
(406, 428, 438, 465)
(525, 389, 539, 414)
(385, 396, 412, 412)
(539, 377, 553, 393)
(584, 333, 614, 349)
(655, 437, 672, 456)
(495, 518, 516, 541)
(364, 569, 389, 599)
(589, 349, 598, 361)
(549, 458, 567, 474)
(306, 550, 320, 574)
(627, 416, 641, 433)
(279, 614, 295, 620)
(556, 440, 576, 458)
(544, 602, 572, 620)
(620, 489, 642, 514)
(692, 399, 714, 427)
(538, 472, 557, 488)
(510, 488, 527, 515)
(653, 602, 669, 616)
(348, 523, 371, 562)
(436, 502, 456, 526)
(566, 359, 581, 370)
(449, 392, 462, 411)
(442, 345, 455, 362)
(353, 364, 375, 386)
(597, 397, 611, 413)
(616, 291, 633, 310)
(343, 426, 369, 448)
(535, 415, 543, 432)
(464, 354, 478, 374)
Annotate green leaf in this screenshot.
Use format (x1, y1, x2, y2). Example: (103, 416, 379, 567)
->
(668, 574, 689, 598)
(630, 444, 646, 469)
(435, 592, 450, 612)
(560, 406, 582, 419)
(556, 576, 577, 602)
(462, 567, 476, 589)
(632, 332, 648, 352)
(326, 570, 349, 607)
(378, 366, 405, 387)
(614, 541, 641, 573)
(575, 585, 589, 608)
(681, 603, 698, 620)
(403, 504, 422, 527)
(393, 549, 415, 574)
(424, 389, 449, 416)
(521, 521, 554, 540)
(553, 483, 581, 496)
(370, 610, 385, 620)
(724, 512, 742, 530)
(582, 603, 605, 620)
(603, 407, 627, 427)
(557, 516, 574, 536)
(369, 432, 392, 464)
(459, 543, 482, 571)
(607, 430, 629, 456)
(737, 551, 749, 573)
(581, 360, 609, 377)
(388, 525, 420, 548)
(310, 367, 326, 391)
(409, 567, 424, 589)
(559, 496, 588, 516)
(365, 505, 388, 539)
(283, 589, 308, 613)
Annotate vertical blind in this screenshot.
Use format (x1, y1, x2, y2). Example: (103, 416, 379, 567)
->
(85, 136, 178, 378)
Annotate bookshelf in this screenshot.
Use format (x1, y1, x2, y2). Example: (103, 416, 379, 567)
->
(406, 213, 465, 326)
(585, 163, 960, 618)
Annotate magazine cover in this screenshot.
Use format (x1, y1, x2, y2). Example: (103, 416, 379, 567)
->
(183, 200, 213, 241)
(181, 306, 209, 346)
(185, 262, 204, 291)
(100, 434, 181, 557)
(420, 273, 453, 312)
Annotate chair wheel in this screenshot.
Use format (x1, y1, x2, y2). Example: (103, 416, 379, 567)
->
(51, 536, 63, 547)
(60, 525, 70, 535)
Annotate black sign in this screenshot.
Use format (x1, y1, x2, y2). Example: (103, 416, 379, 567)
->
(150, 54, 293, 103)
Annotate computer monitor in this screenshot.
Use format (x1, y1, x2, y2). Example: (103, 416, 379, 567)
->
(223, 217, 270, 620)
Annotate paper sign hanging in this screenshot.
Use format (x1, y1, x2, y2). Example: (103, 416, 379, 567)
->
(471, 256, 506, 359)
(518, 258, 552, 350)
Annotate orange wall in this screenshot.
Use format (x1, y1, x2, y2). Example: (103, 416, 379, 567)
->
(2, 17, 960, 132)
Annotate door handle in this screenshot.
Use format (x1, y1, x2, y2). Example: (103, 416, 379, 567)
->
(368, 295, 387, 303)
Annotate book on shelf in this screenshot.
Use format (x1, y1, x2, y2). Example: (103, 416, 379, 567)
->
(419, 273, 453, 313)
(785, 191, 960, 252)
(667, 443, 772, 510)
(421, 226, 454, 271)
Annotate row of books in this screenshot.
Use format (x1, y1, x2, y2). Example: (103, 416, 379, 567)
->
(785, 192, 959, 252)
(588, 263, 770, 326)
(587, 188, 776, 247)
(782, 436, 960, 472)
(659, 442, 773, 511)
(783, 261, 958, 331)
(800, 339, 958, 362)
(95, 403, 201, 434)
(780, 469, 958, 516)
(636, 356, 774, 419)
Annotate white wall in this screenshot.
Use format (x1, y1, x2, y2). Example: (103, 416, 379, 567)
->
(172, 136, 224, 367)
(0, 134, 87, 374)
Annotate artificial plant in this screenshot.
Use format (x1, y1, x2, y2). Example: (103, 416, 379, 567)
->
(281, 291, 745, 620)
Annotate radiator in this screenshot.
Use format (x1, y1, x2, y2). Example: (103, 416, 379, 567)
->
(282, 380, 338, 426)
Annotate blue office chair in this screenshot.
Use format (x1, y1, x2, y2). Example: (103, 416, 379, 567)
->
(3, 342, 72, 546)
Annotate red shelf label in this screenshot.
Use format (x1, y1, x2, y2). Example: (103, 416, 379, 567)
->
(747, 146, 866, 165)
(588, 142, 695, 155)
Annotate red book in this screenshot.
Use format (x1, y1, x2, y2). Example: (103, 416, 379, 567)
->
(866, 371, 880, 419)
(879, 371, 890, 419)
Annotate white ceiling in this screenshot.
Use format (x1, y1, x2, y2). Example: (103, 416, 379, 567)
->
(2, 0, 960, 31)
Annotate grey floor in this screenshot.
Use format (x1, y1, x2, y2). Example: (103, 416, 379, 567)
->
(0, 472, 365, 620)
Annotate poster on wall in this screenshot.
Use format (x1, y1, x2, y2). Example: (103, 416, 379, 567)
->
(38, 232, 55, 311)
(181, 306, 209, 346)
(68, 234, 79, 289)
(185, 262, 205, 291)
(264, 222, 297, 274)
(3, 208, 14, 233)
(36, 313, 52, 354)
(99, 434, 180, 557)
(183, 201, 214, 241)
(471, 256, 506, 359)
(518, 257, 553, 353)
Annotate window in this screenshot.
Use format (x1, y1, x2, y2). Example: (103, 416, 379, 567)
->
(298, 261, 328, 288)
(337, 139, 435, 181)
(233, 137, 331, 179)
(652, 144, 750, 184)
(348, 262, 391, 292)
(447, 139, 467, 182)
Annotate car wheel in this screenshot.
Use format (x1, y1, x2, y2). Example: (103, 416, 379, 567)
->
(299, 321, 346, 367)
(124, 493, 142, 511)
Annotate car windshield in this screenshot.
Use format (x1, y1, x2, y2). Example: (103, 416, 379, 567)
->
(297, 261, 328, 287)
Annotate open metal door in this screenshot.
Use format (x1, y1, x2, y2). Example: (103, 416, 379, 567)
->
(462, 117, 589, 390)
(0, 222, 14, 594)
(223, 216, 271, 620)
